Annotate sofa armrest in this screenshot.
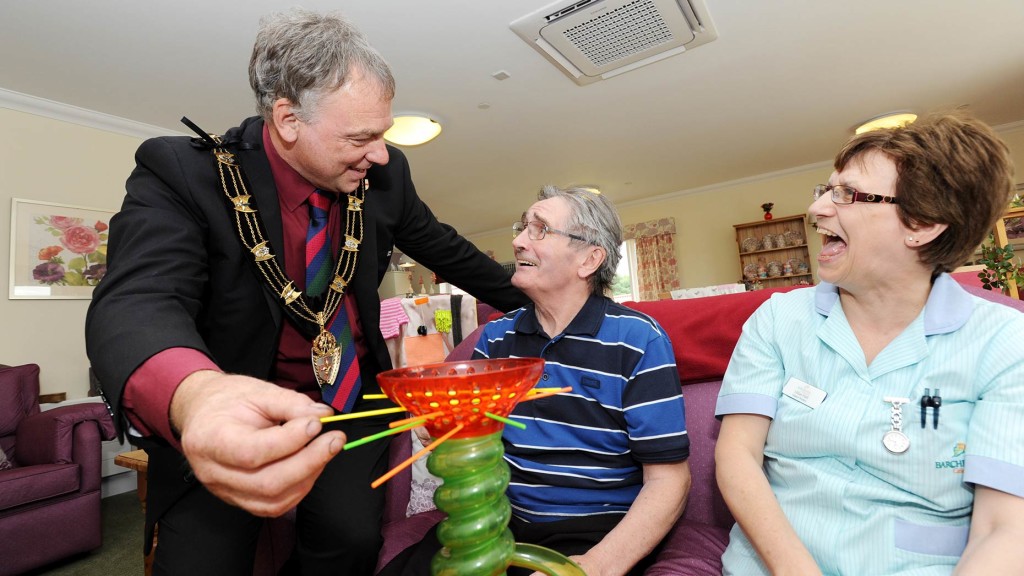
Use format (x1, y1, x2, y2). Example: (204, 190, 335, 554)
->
(15, 403, 115, 465)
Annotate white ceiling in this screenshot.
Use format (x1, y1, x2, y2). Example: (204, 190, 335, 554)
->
(3, 1, 1024, 236)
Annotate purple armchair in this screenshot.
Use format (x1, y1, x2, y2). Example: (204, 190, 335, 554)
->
(0, 363, 116, 576)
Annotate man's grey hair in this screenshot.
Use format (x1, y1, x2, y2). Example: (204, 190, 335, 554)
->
(249, 9, 396, 122)
(537, 185, 622, 296)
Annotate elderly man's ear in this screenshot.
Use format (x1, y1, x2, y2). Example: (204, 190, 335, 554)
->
(578, 246, 606, 280)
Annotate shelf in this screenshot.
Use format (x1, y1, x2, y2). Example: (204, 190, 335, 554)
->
(734, 214, 807, 229)
(739, 243, 807, 256)
(735, 214, 814, 287)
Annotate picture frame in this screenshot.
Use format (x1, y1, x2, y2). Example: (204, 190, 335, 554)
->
(9, 198, 116, 299)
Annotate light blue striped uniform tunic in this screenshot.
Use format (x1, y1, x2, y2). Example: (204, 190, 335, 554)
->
(474, 294, 689, 523)
(716, 274, 1024, 575)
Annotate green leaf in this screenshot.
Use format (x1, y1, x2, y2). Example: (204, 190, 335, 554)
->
(63, 270, 84, 286)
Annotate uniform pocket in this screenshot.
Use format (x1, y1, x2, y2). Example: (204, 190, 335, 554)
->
(894, 518, 968, 557)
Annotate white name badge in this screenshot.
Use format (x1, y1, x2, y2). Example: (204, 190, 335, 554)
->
(782, 377, 827, 409)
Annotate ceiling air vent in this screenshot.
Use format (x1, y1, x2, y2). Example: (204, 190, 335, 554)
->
(510, 0, 717, 86)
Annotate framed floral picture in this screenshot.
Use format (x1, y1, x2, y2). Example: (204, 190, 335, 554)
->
(8, 198, 116, 299)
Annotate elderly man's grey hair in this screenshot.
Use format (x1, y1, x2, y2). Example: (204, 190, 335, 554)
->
(249, 9, 395, 122)
(537, 185, 623, 296)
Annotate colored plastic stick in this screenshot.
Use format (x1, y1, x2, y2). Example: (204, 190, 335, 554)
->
(518, 387, 572, 403)
(320, 406, 405, 423)
(370, 424, 464, 489)
(389, 411, 443, 429)
(484, 412, 526, 430)
(342, 421, 421, 451)
(361, 393, 388, 400)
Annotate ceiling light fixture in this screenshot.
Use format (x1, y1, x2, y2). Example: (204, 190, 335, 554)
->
(854, 112, 917, 135)
(384, 113, 442, 146)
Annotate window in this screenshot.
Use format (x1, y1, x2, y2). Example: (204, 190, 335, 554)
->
(611, 239, 638, 302)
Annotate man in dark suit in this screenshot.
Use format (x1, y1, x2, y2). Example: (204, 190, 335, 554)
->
(85, 9, 525, 576)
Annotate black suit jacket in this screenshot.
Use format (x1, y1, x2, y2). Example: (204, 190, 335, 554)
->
(86, 116, 525, 433)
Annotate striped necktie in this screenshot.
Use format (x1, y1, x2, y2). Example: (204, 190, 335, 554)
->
(305, 189, 334, 297)
(306, 189, 362, 412)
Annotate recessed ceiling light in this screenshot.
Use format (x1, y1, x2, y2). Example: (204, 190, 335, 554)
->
(384, 113, 442, 146)
(855, 112, 917, 135)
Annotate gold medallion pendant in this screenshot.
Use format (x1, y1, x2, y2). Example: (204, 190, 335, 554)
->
(312, 327, 341, 387)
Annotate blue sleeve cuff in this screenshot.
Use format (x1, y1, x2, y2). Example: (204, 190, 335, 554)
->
(715, 392, 777, 420)
(963, 454, 1024, 498)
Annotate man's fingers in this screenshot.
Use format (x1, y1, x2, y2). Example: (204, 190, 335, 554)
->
(196, 429, 346, 517)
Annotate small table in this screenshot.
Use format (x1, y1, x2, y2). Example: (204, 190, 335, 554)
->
(114, 449, 154, 576)
(114, 449, 149, 509)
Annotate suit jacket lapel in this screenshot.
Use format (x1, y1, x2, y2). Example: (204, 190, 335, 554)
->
(237, 118, 285, 328)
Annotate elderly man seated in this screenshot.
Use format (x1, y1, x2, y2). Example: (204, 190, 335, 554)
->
(381, 185, 691, 576)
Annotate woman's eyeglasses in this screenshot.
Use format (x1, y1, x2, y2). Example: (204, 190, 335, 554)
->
(813, 184, 898, 205)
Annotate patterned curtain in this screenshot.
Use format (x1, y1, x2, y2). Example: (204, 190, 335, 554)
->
(624, 218, 680, 300)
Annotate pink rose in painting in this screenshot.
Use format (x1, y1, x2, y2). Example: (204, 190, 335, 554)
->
(94, 220, 109, 232)
(49, 216, 84, 230)
(60, 225, 101, 254)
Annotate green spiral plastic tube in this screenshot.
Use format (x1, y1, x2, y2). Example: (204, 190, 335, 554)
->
(427, 432, 585, 576)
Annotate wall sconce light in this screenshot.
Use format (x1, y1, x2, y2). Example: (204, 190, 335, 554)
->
(384, 113, 443, 146)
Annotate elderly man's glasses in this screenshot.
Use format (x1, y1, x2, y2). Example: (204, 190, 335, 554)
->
(512, 221, 590, 243)
(813, 184, 898, 205)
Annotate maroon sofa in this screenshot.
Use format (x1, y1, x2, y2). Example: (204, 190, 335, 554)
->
(376, 279, 1024, 575)
(0, 363, 116, 576)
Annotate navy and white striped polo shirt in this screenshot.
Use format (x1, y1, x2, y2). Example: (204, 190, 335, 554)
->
(473, 294, 689, 522)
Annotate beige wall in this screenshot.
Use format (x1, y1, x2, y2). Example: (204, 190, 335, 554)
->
(471, 125, 1024, 290)
(3, 105, 1022, 400)
(1, 108, 141, 396)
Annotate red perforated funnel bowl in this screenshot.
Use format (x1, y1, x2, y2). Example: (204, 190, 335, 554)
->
(376, 358, 545, 439)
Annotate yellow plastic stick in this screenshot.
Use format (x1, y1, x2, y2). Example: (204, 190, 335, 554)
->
(371, 424, 464, 489)
(361, 393, 388, 400)
(528, 387, 567, 394)
(518, 386, 572, 402)
(320, 406, 405, 423)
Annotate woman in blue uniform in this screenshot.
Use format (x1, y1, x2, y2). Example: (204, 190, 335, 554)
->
(715, 112, 1024, 575)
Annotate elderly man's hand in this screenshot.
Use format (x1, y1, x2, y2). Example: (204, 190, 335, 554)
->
(169, 370, 344, 517)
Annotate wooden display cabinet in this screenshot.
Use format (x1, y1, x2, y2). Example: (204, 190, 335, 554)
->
(734, 214, 814, 289)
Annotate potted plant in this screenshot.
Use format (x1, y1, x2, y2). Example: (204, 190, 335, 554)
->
(977, 238, 1024, 295)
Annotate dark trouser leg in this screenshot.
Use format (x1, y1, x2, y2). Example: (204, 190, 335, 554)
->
(507, 514, 655, 576)
(293, 416, 391, 576)
(377, 526, 440, 576)
(151, 483, 263, 576)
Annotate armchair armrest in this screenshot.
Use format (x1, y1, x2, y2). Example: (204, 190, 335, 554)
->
(16, 403, 115, 465)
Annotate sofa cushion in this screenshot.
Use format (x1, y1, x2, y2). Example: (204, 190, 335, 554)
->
(673, 379, 733, 529)
(0, 462, 79, 512)
(0, 364, 41, 440)
(624, 287, 798, 383)
(644, 519, 729, 576)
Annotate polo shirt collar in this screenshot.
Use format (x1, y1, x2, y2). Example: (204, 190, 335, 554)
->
(814, 273, 972, 335)
(515, 293, 609, 337)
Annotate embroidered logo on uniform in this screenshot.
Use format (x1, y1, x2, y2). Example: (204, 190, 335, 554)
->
(935, 442, 966, 473)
